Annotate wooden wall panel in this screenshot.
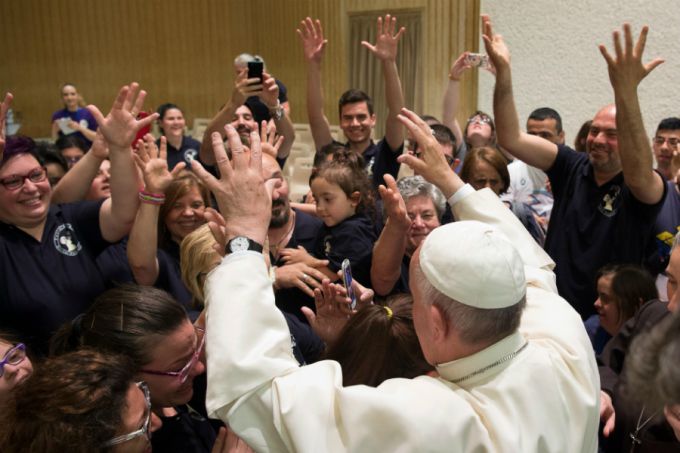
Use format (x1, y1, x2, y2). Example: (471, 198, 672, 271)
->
(0, 0, 478, 139)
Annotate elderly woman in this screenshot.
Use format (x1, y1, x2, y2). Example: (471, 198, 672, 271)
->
(371, 175, 446, 296)
(0, 349, 161, 452)
(0, 85, 155, 353)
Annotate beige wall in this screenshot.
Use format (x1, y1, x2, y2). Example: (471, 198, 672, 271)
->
(0, 0, 479, 139)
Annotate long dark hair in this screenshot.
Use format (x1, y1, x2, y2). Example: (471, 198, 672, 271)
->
(50, 285, 188, 368)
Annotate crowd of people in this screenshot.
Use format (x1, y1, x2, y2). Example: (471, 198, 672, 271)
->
(0, 12, 678, 453)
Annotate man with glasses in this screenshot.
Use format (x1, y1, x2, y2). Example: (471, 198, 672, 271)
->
(649, 117, 680, 280)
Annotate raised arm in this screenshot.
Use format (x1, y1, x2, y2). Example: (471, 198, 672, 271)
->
(371, 174, 410, 295)
(362, 14, 406, 151)
(260, 72, 296, 159)
(0, 93, 12, 161)
(88, 82, 158, 242)
(199, 70, 262, 165)
(598, 23, 665, 205)
(441, 53, 470, 148)
(482, 15, 558, 171)
(128, 135, 186, 285)
(297, 17, 333, 151)
(51, 131, 108, 203)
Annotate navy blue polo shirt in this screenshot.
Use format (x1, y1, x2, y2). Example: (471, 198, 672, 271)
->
(545, 145, 666, 318)
(0, 200, 111, 353)
(359, 138, 402, 190)
(273, 209, 323, 321)
(313, 213, 377, 291)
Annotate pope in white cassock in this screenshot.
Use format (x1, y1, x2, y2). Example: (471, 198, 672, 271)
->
(191, 91, 600, 451)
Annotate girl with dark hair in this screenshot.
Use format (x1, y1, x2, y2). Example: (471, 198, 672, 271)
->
(0, 349, 161, 453)
(281, 150, 377, 288)
(50, 285, 219, 453)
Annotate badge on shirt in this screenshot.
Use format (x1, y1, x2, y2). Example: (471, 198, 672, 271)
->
(323, 235, 332, 256)
(598, 185, 621, 217)
(53, 223, 82, 257)
(184, 148, 198, 163)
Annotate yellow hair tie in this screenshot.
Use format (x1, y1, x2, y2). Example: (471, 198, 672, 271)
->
(384, 306, 393, 319)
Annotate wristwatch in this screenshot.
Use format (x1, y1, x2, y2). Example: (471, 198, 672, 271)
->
(268, 101, 284, 121)
(225, 236, 264, 254)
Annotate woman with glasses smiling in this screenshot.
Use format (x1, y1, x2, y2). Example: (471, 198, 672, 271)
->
(50, 285, 221, 453)
(0, 87, 156, 355)
(0, 349, 161, 452)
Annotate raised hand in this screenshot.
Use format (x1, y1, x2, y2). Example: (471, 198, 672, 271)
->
(302, 279, 353, 345)
(259, 72, 281, 108)
(361, 14, 405, 62)
(296, 17, 327, 64)
(191, 125, 272, 244)
(87, 83, 158, 149)
(133, 135, 185, 194)
(259, 120, 284, 158)
(397, 108, 461, 197)
(379, 174, 410, 230)
(89, 130, 110, 160)
(598, 23, 663, 92)
(204, 207, 228, 256)
(0, 92, 13, 159)
(481, 15, 511, 73)
(232, 69, 263, 107)
(448, 52, 474, 81)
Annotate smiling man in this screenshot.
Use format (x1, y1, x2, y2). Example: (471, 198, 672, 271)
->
(486, 17, 666, 318)
(299, 16, 405, 188)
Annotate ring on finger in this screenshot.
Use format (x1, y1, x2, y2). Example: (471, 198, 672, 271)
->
(302, 273, 309, 281)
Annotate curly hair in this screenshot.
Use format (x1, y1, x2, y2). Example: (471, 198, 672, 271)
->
(0, 349, 135, 453)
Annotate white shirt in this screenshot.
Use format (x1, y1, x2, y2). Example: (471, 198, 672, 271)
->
(205, 187, 599, 453)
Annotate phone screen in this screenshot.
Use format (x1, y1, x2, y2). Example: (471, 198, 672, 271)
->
(341, 259, 357, 310)
(247, 61, 263, 83)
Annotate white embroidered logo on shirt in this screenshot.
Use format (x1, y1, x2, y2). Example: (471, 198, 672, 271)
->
(53, 223, 82, 257)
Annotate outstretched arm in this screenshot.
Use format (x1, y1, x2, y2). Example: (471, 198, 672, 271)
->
(598, 23, 665, 205)
(0, 93, 12, 161)
(297, 17, 333, 151)
(371, 174, 410, 296)
(482, 15, 558, 171)
(441, 52, 470, 148)
(260, 72, 296, 159)
(200, 70, 262, 165)
(362, 14, 406, 151)
(88, 83, 158, 242)
(128, 135, 186, 285)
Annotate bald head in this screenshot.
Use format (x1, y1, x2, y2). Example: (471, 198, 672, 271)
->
(586, 104, 620, 175)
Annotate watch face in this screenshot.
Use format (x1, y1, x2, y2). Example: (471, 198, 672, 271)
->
(230, 236, 250, 252)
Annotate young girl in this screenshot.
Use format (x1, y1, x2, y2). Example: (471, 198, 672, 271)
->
(289, 150, 377, 288)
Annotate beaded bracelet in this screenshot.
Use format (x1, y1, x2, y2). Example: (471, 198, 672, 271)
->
(139, 190, 165, 205)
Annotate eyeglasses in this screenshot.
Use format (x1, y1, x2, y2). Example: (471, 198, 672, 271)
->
(467, 116, 492, 125)
(140, 327, 205, 384)
(0, 343, 27, 377)
(102, 381, 152, 447)
(0, 167, 47, 190)
(653, 136, 680, 147)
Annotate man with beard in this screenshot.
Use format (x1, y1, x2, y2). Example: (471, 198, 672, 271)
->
(484, 17, 666, 319)
(262, 153, 327, 320)
(199, 70, 295, 168)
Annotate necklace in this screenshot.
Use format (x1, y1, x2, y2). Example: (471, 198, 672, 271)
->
(270, 210, 296, 260)
(451, 341, 528, 384)
(629, 405, 659, 453)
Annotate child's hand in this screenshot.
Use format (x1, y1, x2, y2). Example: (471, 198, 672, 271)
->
(280, 245, 323, 266)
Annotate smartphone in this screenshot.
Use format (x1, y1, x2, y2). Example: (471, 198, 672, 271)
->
(247, 61, 264, 84)
(464, 53, 491, 70)
(341, 259, 357, 310)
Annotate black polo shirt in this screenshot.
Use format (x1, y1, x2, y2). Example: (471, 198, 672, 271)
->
(545, 145, 666, 318)
(0, 200, 111, 353)
(273, 209, 323, 321)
